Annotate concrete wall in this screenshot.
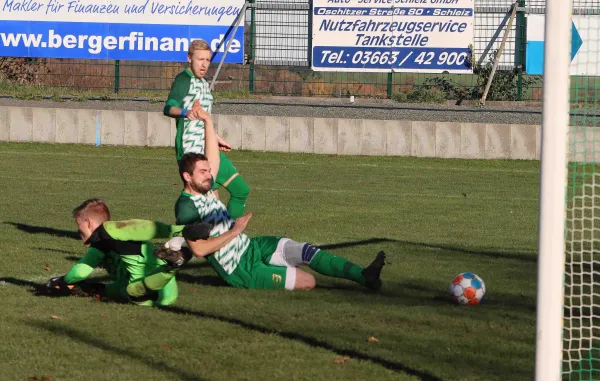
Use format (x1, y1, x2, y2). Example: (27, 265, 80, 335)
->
(0, 105, 579, 161)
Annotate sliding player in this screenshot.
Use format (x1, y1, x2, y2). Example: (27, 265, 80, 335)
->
(162, 104, 387, 291)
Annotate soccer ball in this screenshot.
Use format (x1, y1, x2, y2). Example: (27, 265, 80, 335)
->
(449, 272, 486, 305)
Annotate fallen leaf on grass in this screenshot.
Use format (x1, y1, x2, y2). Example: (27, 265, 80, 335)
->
(50, 315, 62, 320)
(162, 345, 173, 350)
(333, 357, 350, 364)
(43, 264, 50, 271)
(368, 336, 380, 343)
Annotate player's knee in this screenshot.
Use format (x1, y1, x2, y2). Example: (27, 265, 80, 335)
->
(126, 281, 146, 298)
(227, 174, 250, 199)
(240, 182, 250, 199)
(235, 179, 250, 200)
(294, 270, 315, 290)
(280, 239, 319, 267)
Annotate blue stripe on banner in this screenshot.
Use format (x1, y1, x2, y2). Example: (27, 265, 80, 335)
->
(0, 20, 244, 62)
(312, 46, 471, 71)
(526, 41, 544, 75)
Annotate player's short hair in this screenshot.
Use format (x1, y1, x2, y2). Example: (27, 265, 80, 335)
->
(188, 39, 212, 56)
(72, 198, 111, 222)
(179, 153, 208, 184)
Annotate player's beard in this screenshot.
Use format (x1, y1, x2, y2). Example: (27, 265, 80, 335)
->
(190, 178, 212, 194)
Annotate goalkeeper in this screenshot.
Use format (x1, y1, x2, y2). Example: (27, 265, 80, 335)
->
(44, 198, 210, 306)
(163, 39, 250, 219)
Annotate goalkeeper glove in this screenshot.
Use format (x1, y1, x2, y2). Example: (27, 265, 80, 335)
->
(46, 275, 67, 291)
(43, 276, 105, 298)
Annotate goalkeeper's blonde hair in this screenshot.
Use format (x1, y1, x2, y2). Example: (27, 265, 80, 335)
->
(188, 39, 212, 56)
(72, 198, 111, 222)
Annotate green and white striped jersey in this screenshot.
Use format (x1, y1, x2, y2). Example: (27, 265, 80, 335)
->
(163, 69, 214, 160)
(174, 191, 250, 278)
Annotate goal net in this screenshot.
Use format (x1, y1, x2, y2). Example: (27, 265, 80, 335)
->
(535, 0, 600, 380)
(563, 7, 600, 381)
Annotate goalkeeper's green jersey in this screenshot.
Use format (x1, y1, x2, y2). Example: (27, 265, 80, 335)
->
(64, 246, 124, 285)
(163, 69, 214, 160)
(64, 222, 165, 285)
(174, 191, 250, 279)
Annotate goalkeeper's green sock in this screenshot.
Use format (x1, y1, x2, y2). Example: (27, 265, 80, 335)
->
(126, 271, 176, 299)
(104, 220, 185, 241)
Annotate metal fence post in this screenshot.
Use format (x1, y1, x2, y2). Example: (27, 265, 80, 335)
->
(248, 0, 256, 93)
(114, 60, 120, 94)
(516, 0, 527, 100)
(308, 0, 313, 68)
(211, 2, 248, 91)
(387, 72, 393, 99)
(480, 1, 519, 106)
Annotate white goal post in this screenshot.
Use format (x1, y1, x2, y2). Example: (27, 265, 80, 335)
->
(535, 0, 573, 380)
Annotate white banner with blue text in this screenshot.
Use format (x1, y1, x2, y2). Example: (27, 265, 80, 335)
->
(0, 0, 245, 62)
(312, 0, 474, 73)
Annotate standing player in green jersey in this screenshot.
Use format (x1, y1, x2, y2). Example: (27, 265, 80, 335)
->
(163, 39, 250, 219)
(163, 107, 386, 291)
(44, 198, 210, 306)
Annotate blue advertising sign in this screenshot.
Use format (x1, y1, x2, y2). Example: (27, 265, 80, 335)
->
(0, 0, 245, 62)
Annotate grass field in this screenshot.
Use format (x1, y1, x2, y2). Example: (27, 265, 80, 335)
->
(0, 142, 541, 381)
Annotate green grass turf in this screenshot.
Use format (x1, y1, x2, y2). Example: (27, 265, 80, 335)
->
(0, 142, 541, 381)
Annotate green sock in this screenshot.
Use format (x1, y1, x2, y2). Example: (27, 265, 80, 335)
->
(143, 271, 176, 290)
(103, 220, 185, 241)
(126, 271, 176, 298)
(224, 175, 250, 219)
(308, 251, 366, 285)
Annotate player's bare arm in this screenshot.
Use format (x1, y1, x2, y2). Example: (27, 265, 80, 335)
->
(194, 101, 221, 176)
(186, 212, 253, 257)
